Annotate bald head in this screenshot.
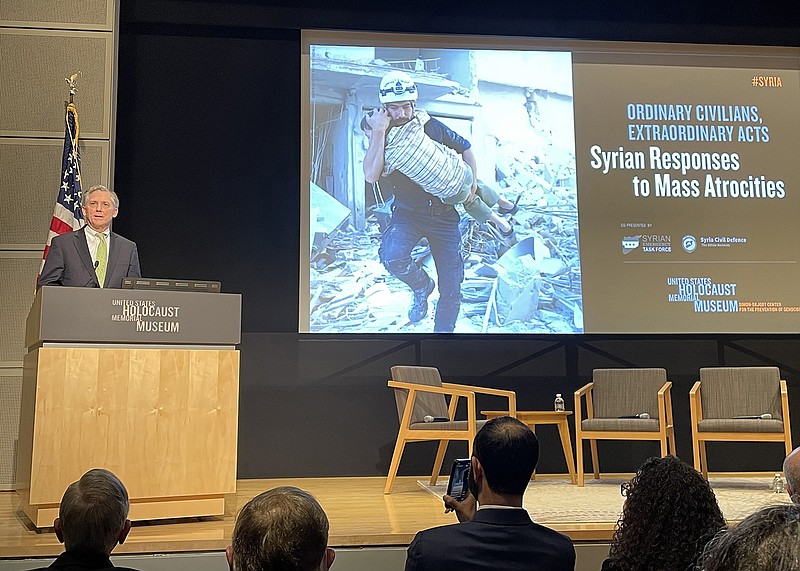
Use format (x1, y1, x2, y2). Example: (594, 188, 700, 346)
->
(784, 447, 800, 504)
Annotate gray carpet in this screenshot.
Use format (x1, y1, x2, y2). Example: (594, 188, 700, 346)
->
(419, 476, 792, 523)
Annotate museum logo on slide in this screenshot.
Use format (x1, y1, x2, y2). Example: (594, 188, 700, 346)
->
(682, 235, 697, 253)
(622, 236, 640, 254)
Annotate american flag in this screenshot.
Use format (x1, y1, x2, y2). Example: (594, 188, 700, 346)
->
(40, 102, 84, 276)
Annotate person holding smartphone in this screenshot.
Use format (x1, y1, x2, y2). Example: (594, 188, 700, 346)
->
(404, 416, 575, 571)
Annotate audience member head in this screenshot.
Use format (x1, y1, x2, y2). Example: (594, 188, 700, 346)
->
(783, 446, 800, 504)
(608, 455, 725, 571)
(469, 416, 539, 500)
(697, 504, 800, 571)
(54, 468, 131, 555)
(227, 486, 335, 571)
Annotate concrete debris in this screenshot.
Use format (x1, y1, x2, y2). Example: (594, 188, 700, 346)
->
(309, 141, 581, 333)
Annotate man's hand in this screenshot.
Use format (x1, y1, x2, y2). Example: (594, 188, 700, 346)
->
(365, 107, 391, 133)
(466, 181, 478, 205)
(443, 492, 477, 523)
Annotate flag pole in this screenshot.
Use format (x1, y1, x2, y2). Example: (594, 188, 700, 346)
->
(38, 72, 85, 287)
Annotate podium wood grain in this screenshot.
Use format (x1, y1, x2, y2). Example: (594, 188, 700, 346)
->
(17, 347, 239, 527)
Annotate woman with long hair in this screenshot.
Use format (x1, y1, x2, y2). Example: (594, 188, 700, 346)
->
(602, 455, 726, 571)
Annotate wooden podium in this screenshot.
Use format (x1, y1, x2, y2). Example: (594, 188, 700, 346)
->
(17, 286, 242, 528)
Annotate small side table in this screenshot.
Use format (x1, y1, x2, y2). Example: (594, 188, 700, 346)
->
(481, 410, 576, 485)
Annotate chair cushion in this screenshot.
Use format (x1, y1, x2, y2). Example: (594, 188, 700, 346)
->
(391, 365, 449, 424)
(582, 418, 661, 432)
(698, 418, 785, 433)
(410, 420, 488, 431)
(591, 368, 667, 419)
(699, 367, 782, 420)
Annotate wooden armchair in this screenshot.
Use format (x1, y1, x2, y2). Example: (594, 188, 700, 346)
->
(690, 366, 792, 479)
(574, 368, 675, 486)
(384, 365, 516, 494)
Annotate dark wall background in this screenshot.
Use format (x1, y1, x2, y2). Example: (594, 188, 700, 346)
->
(114, 0, 800, 478)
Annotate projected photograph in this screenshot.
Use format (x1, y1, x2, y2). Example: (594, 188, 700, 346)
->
(307, 45, 580, 333)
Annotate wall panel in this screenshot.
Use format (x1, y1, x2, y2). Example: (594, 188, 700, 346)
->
(0, 0, 113, 30)
(0, 371, 21, 490)
(0, 257, 40, 362)
(0, 29, 113, 138)
(0, 140, 109, 248)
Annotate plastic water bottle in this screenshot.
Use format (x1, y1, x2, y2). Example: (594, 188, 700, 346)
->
(554, 394, 565, 412)
(773, 473, 785, 494)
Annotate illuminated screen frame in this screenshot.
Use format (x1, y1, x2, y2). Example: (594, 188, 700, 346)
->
(300, 30, 800, 335)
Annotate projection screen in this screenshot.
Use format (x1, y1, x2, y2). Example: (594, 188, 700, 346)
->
(300, 31, 800, 334)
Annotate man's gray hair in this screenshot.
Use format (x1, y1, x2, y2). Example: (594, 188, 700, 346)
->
(231, 486, 329, 571)
(59, 468, 129, 554)
(82, 184, 120, 209)
(784, 447, 800, 504)
(697, 504, 800, 571)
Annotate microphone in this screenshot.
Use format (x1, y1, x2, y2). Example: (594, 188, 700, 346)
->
(423, 415, 449, 423)
(94, 260, 99, 269)
(734, 413, 772, 419)
(618, 413, 651, 419)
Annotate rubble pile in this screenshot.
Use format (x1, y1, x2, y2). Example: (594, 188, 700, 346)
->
(309, 145, 581, 333)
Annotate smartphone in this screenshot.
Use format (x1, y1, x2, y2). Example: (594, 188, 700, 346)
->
(446, 458, 471, 501)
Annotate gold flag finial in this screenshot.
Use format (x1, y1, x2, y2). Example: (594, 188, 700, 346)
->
(65, 71, 81, 102)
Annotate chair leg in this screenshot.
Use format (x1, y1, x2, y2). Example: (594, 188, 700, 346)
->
(590, 439, 600, 480)
(430, 440, 449, 486)
(660, 435, 668, 457)
(384, 439, 407, 494)
(699, 441, 709, 479)
(577, 437, 585, 487)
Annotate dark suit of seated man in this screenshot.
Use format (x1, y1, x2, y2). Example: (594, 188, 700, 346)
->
(38, 185, 141, 290)
(29, 468, 138, 571)
(404, 416, 576, 571)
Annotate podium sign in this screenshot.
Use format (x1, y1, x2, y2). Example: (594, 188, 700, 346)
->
(26, 286, 241, 348)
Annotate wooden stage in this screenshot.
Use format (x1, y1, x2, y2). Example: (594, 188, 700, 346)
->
(0, 475, 614, 559)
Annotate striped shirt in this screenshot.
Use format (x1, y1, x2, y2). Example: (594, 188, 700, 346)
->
(382, 109, 470, 200)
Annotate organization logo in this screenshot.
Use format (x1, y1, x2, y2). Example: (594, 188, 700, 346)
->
(622, 236, 641, 255)
(682, 235, 697, 253)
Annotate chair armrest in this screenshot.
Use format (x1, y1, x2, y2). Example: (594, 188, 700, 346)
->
(388, 380, 475, 399)
(441, 382, 515, 399)
(574, 382, 593, 399)
(689, 381, 702, 423)
(658, 381, 673, 428)
(780, 380, 792, 437)
(441, 383, 517, 417)
(574, 382, 593, 423)
(389, 380, 477, 429)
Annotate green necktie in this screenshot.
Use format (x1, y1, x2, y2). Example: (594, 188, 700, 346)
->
(96, 232, 108, 287)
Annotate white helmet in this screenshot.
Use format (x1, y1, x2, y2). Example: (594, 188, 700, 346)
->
(379, 70, 418, 104)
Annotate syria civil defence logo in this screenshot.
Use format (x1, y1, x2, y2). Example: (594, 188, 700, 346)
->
(622, 236, 640, 255)
(682, 235, 697, 253)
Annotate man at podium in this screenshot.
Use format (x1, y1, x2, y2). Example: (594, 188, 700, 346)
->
(38, 185, 141, 289)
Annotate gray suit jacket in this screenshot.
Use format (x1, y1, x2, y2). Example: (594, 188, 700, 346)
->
(38, 227, 141, 289)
